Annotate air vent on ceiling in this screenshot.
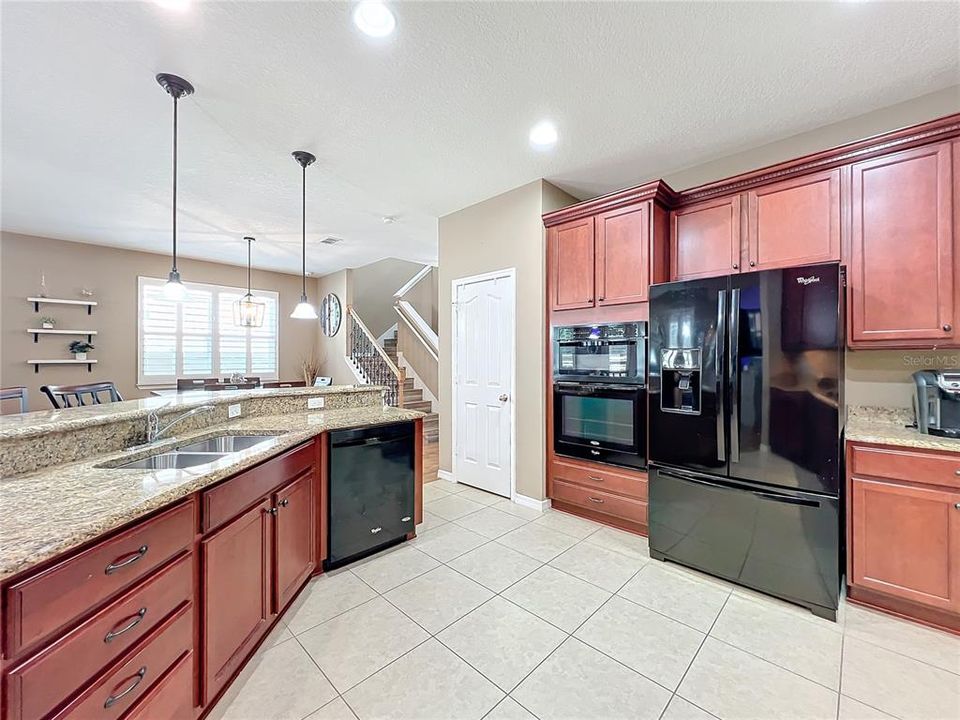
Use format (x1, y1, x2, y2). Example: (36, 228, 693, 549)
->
(321, 237, 344, 245)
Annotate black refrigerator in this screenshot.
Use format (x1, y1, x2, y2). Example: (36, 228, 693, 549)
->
(648, 262, 844, 620)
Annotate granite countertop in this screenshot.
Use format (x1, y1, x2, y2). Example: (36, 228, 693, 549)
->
(0, 385, 382, 441)
(846, 405, 960, 453)
(0, 405, 423, 582)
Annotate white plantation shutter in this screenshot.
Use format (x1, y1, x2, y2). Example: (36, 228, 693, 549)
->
(138, 277, 279, 385)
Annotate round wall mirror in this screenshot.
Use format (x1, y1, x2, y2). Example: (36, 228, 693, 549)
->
(320, 292, 342, 337)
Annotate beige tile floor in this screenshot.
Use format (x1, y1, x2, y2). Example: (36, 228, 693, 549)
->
(210, 479, 960, 720)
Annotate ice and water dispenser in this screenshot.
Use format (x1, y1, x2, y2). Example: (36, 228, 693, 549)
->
(661, 348, 702, 414)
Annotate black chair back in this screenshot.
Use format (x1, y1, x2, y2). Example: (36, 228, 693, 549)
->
(0, 387, 29, 413)
(40, 382, 123, 409)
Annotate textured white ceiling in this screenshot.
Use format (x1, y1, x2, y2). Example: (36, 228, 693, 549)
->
(2, 1, 958, 276)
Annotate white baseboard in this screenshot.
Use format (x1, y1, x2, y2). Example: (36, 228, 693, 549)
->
(512, 493, 552, 512)
(437, 469, 456, 484)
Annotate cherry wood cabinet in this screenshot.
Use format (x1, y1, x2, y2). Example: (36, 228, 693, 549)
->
(274, 471, 315, 610)
(671, 195, 741, 280)
(746, 168, 840, 271)
(596, 204, 650, 306)
(849, 141, 956, 346)
(202, 497, 274, 704)
(550, 217, 595, 310)
(847, 441, 960, 632)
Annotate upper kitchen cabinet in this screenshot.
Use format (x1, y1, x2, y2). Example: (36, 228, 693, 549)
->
(544, 180, 674, 315)
(849, 141, 956, 347)
(596, 203, 650, 306)
(549, 217, 595, 310)
(746, 168, 840, 271)
(670, 195, 741, 280)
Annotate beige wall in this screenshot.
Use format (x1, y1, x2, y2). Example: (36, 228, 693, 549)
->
(664, 86, 960, 192)
(313, 269, 355, 385)
(0, 232, 318, 412)
(438, 180, 576, 500)
(351, 257, 425, 339)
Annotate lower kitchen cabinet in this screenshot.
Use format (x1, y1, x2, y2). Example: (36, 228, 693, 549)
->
(202, 498, 274, 704)
(548, 456, 649, 535)
(847, 441, 960, 630)
(275, 470, 316, 610)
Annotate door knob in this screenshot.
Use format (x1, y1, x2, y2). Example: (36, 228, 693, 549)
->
(499, 394, 509, 402)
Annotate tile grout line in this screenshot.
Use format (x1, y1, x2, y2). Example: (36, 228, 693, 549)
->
(657, 589, 733, 720)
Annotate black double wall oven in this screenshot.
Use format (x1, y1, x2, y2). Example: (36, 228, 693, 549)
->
(553, 322, 647, 470)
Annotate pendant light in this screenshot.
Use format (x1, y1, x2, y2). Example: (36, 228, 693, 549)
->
(156, 73, 194, 301)
(290, 150, 318, 319)
(234, 236, 266, 327)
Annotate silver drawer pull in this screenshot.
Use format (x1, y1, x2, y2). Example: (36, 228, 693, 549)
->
(105, 546, 148, 575)
(104, 608, 147, 643)
(588, 497, 605, 504)
(954, 470, 960, 476)
(587, 475, 603, 482)
(104, 666, 146, 708)
(590, 450, 601, 456)
(954, 503, 960, 510)
(371, 527, 383, 534)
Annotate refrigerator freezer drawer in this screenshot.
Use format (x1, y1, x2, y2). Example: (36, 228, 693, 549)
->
(649, 466, 840, 618)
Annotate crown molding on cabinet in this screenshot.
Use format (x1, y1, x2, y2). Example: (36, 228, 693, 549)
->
(542, 179, 678, 227)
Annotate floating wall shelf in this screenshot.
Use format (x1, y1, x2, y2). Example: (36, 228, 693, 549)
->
(27, 359, 98, 374)
(27, 297, 98, 314)
(27, 329, 98, 343)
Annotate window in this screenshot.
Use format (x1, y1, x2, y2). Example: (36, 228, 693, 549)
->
(138, 276, 279, 386)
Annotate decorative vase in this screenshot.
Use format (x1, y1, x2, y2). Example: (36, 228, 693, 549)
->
(74, 352, 87, 361)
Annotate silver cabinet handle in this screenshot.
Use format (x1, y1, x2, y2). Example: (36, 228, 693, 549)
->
(279, 498, 290, 507)
(104, 608, 147, 643)
(588, 497, 605, 504)
(954, 503, 960, 510)
(587, 475, 603, 482)
(590, 450, 600, 456)
(371, 527, 383, 534)
(105, 545, 148, 575)
(266, 507, 278, 516)
(104, 667, 146, 708)
(954, 470, 960, 476)
(944, 324, 953, 332)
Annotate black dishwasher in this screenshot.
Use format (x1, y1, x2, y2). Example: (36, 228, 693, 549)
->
(325, 421, 415, 569)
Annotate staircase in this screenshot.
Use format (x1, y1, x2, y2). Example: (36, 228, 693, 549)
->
(383, 332, 439, 444)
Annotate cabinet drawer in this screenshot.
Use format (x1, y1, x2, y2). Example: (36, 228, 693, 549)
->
(551, 460, 648, 500)
(124, 651, 194, 720)
(6, 555, 192, 720)
(850, 445, 960, 490)
(54, 603, 193, 720)
(4, 501, 195, 658)
(203, 441, 314, 532)
(552, 480, 648, 525)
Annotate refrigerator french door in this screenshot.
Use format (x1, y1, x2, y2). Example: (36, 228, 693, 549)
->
(647, 262, 843, 620)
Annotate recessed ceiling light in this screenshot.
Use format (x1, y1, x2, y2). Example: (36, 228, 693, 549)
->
(529, 120, 558, 150)
(153, 0, 191, 12)
(353, 2, 396, 38)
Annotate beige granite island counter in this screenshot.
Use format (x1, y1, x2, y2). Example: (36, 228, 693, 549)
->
(0, 386, 424, 581)
(846, 405, 960, 453)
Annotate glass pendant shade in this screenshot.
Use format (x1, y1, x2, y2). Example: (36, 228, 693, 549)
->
(290, 294, 318, 320)
(234, 236, 265, 327)
(163, 270, 187, 300)
(234, 292, 266, 327)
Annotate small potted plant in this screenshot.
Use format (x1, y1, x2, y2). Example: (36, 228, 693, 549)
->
(38, 316, 56, 329)
(68, 340, 94, 361)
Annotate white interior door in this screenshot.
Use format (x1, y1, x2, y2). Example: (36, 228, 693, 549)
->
(454, 272, 514, 497)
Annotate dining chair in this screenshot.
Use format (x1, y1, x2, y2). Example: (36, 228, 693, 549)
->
(176, 377, 219, 391)
(40, 382, 123, 409)
(0, 387, 29, 414)
(261, 380, 307, 388)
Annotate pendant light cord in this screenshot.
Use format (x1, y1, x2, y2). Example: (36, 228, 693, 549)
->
(301, 162, 307, 297)
(247, 237, 252, 293)
(172, 93, 179, 273)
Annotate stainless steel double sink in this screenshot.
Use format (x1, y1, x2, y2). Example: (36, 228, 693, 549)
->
(105, 434, 281, 470)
